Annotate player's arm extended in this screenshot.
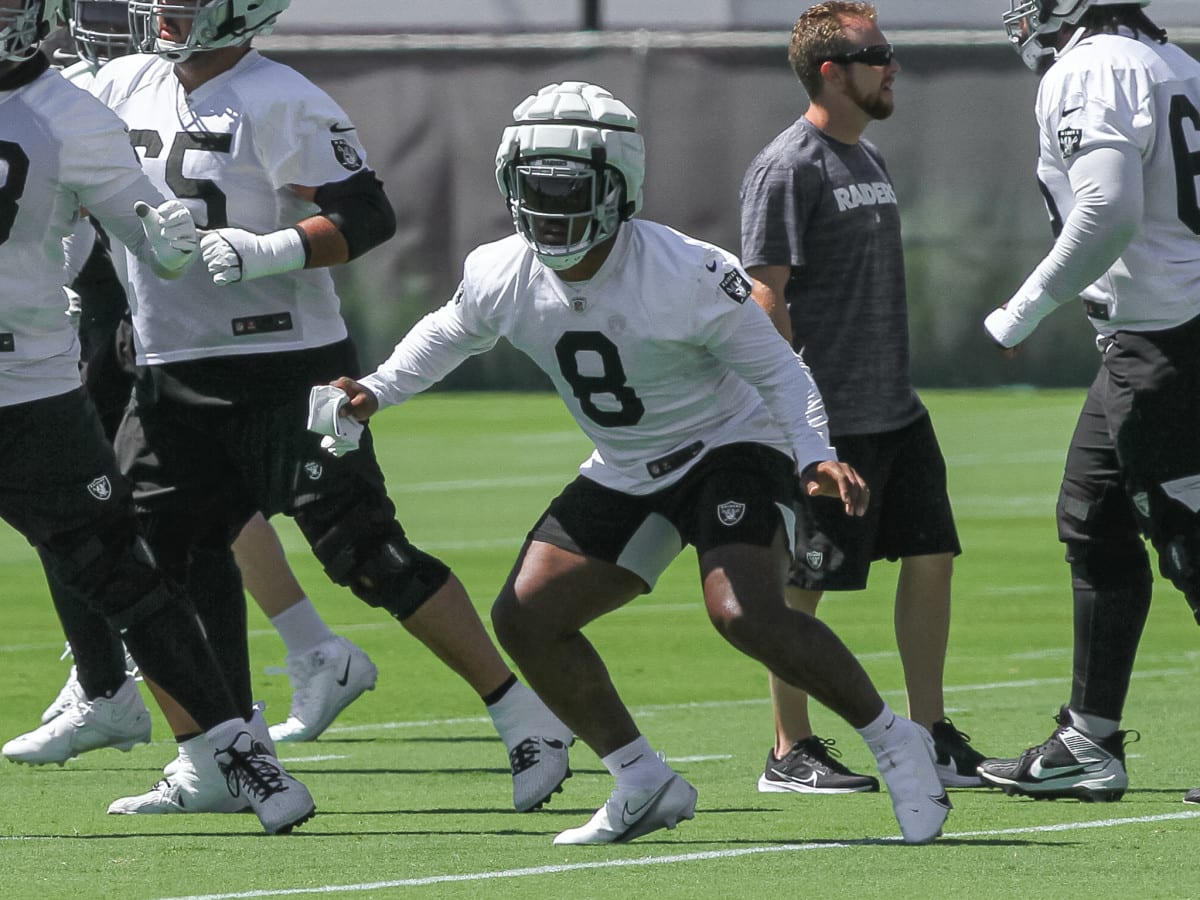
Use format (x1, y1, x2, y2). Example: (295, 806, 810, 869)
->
(201, 170, 396, 284)
(984, 144, 1142, 347)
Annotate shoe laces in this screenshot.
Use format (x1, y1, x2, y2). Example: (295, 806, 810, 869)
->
(510, 737, 562, 775)
(789, 736, 852, 774)
(934, 717, 975, 749)
(216, 733, 288, 802)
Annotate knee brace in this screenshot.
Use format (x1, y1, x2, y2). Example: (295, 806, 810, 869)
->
(308, 511, 450, 620)
(44, 517, 176, 632)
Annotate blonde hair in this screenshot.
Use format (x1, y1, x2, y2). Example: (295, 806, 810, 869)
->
(788, 2, 878, 99)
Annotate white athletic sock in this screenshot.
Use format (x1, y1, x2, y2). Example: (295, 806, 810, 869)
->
(486, 681, 572, 749)
(855, 702, 901, 751)
(1066, 707, 1119, 740)
(269, 598, 336, 656)
(602, 735, 673, 791)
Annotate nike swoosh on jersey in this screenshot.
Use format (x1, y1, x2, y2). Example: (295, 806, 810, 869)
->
(330, 123, 356, 133)
(705, 260, 718, 272)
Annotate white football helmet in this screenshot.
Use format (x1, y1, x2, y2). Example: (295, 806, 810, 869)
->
(68, 0, 133, 66)
(128, 0, 289, 62)
(1003, 0, 1151, 71)
(495, 81, 645, 271)
(0, 0, 56, 62)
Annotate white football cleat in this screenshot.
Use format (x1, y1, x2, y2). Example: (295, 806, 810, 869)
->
(269, 636, 378, 742)
(4, 677, 150, 765)
(108, 743, 252, 816)
(210, 722, 315, 834)
(40, 664, 86, 725)
(553, 774, 697, 845)
(509, 735, 572, 812)
(867, 714, 952, 844)
(163, 703, 274, 778)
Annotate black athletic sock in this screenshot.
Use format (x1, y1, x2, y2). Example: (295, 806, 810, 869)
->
(1070, 584, 1151, 720)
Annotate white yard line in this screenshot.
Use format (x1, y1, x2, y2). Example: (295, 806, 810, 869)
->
(148, 810, 1200, 900)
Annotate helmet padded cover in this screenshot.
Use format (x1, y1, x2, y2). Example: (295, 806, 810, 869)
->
(495, 81, 645, 219)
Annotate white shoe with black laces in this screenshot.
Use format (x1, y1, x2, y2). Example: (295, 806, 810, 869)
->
(509, 735, 572, 811)
(3, 677, 150, 766)
(211, 722, 315, 834)
(553, 774, 697, 845)
(269, 636, 378, 742)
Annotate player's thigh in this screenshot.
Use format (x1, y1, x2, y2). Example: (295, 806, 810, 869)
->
(0, 388, 130, 544)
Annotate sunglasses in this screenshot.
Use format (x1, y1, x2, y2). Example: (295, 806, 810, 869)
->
(825, 43, 895, 67)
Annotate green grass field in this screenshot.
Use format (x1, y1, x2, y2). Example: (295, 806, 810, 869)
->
(3, 389, 1199, 900)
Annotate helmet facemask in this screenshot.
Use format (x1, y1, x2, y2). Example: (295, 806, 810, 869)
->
(0, 0, 52, 63)
(1003, 0, 1151, 72)
(129, 0, 288, 62)
(71, 0, 133, 66)
(504, 151, 627, 271)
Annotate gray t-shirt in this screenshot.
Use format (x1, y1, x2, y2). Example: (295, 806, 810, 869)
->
(740, 117, 923, 436)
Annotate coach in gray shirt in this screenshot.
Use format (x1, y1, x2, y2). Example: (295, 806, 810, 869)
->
(739, 0, 987, 797)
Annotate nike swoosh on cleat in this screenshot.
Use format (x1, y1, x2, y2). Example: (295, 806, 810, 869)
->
(619, 753, 644, 769)
(1028, 759, 1091, 781)
(621, 790, 661, 826)
(336, 658, 352, 687)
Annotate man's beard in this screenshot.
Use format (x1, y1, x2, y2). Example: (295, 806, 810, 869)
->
(846, 79, 894, 121)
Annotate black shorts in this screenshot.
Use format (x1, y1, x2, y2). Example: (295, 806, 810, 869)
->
(114, 340, 401, 567)
(791, 411, 961, 590)
(1058, 315, 1200, 558)
(529, 442, 798, 589)
(0, 387, 131, 545)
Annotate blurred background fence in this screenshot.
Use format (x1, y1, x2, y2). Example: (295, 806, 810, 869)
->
(251, 1, 1199, 389)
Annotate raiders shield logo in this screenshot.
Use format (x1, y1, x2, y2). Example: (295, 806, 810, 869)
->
(304, 461, 324, 481)
(331, 139, 363, 171)
(805, 549, 824, 570)
(86, 475, 112, 501)
(719, 270, 751, 304)
(717, 500, 746, 526)
(1058, 127, 1082, 159)
(1132, 491, 1150, 518)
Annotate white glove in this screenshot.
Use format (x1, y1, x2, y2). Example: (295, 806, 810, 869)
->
(201, 226, 307, 286)
(134, 200, 197, 274)
(306, 384, 364, 457)
(983, 283, 1060, 349)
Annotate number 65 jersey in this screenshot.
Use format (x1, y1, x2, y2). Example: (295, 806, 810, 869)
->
(88, 51, 366, 364)
(360, 220, 834, 495)
(1034, 32, 1200, 334)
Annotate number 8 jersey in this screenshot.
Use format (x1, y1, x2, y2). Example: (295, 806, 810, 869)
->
(359, 220, 834, 495)
(89, 51, 366, 364)
(1033, 31, 1200, 334)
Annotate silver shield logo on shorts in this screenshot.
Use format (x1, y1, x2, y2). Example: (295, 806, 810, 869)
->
(304, 461, 324, 481)
(86, 476, 112, 501)
(805, 549, 824, 570)
(717, 501, 746, 526)
(1132, 492, 1150, 518)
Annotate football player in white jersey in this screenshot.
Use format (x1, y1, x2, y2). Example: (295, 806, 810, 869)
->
(86, 0, 573, 818)
(0, 0, 314, 834)
(318, 81, 952, 846)
(3, 0, 380, 773)
(980, 0, 1200, 804)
